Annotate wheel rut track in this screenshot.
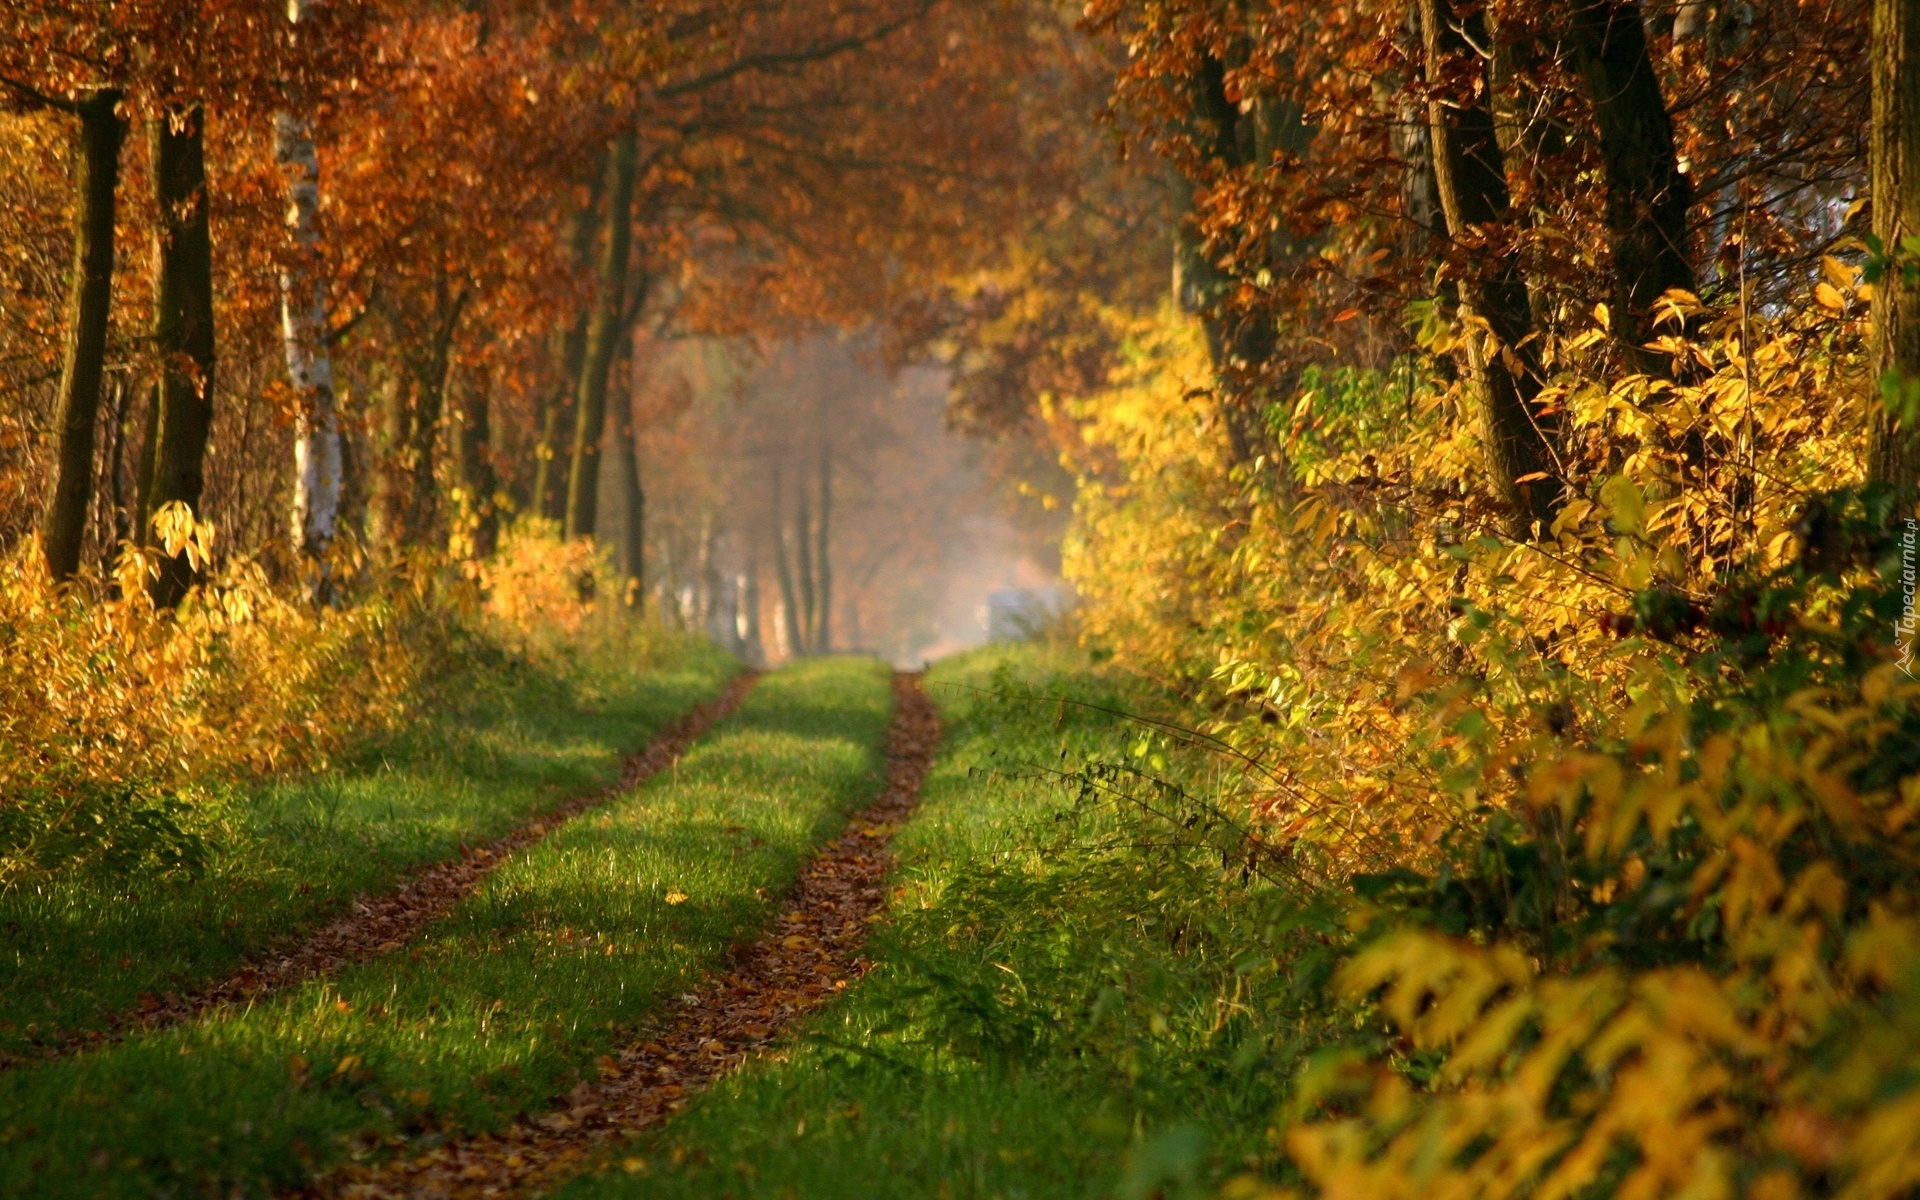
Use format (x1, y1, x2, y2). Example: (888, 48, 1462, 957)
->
(0, 670, 759, 1073)
(303, 670, 941, 1200)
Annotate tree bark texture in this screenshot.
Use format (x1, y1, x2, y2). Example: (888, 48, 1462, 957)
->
(277, 2, 342, 571)
(1870, 0, 1920, 490)
(141, 106, 218, 607)
(1564, 0, 1697, 365)
(42, 89, 124, 583)
(565, 132, 637, 541)
(1419, 0, 1560, 536)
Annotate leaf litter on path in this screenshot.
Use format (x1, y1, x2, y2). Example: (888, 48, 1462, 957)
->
(0, 670, 760, 1073)
(301, 671, 941, 1200)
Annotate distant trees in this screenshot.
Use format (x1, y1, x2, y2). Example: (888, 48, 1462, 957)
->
(0, 0, 1049, 615)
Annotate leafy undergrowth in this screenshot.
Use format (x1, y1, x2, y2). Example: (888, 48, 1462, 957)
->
(0, 622, 733, 1061)
(0, 656, 893, 1199)
(558, 645, 1335, 1200)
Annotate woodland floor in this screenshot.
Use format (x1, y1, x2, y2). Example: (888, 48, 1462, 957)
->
(0, 646, 1281, 1200)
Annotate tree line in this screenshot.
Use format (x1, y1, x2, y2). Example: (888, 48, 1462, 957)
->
(0, 0, 1055, 616)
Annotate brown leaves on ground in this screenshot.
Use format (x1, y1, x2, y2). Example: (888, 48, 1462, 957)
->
(303, 671, 940, 1200)
(0, 670, 758, 1074)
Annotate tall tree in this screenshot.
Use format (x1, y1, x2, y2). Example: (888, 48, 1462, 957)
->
(279, 0, 344, 573)
(140, 105, 218, 607)
(564, 131, 637, 541)
(1870, 0, 1920, 490)
(41, 87, 124, 582)
(1419, 0, 1560, 536)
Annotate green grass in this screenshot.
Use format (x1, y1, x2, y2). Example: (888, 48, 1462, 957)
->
(0, 633, 735, 1061)
(0, 655, 896, 1198)
(555, 644, 1344, 1200)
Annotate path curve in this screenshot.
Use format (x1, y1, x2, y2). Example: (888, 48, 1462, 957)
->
(306, 671, 940, 1200)
(0, 670, 759, 1073)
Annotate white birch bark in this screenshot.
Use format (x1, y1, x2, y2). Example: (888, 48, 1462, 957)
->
(276, 0, 341, 563)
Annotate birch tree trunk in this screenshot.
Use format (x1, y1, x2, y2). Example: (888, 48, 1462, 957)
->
(42, 89, 124, 583)
(564, 131, 636, 541)
(142, 106, 218, 607)
(277, 0, 342, 573)
(1419, 0, 1560, 536)
(1870, 0, 1920, 490)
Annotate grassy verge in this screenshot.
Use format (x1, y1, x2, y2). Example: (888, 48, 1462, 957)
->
(0, 629, 736, 1062)
(556, 645, 1341, 1200)
(0, 655, 895, 1198)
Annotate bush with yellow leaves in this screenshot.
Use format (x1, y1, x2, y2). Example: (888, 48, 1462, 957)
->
(0, 510, 656, 889)
(1057, 288, 1920, 1198)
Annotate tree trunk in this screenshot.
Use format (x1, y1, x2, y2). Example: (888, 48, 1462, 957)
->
(770, 462, 804, 658)
(814, 441, 832, 653)
(1419, 0, 1560, 536)
(141, 106, 218, 607)
(278, 4, 342, 576)
(42, 88, 124, 583)
(399, 282, 466, 545)
(535, 186, 601, 522)
(1870, 0, 1920, 490)
(1564, 0, 1697, 367)
(607, 393, 645, 603)
(793, 457, 816, 653)
(565, 132, 637, 541)
(741, 541, 765, 667)
(454, 379, 499, 558)
(1174, 54, 1274, 468)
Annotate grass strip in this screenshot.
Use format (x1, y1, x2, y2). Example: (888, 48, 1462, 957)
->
(0, 637, 734, 1064)
(553, 645, 1334, 1200)
(0, 655, 893, 1199)
(309, 672, 940, 1199)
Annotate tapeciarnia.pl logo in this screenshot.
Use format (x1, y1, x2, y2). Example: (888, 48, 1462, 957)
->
(1900, 518, 1918, 679)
